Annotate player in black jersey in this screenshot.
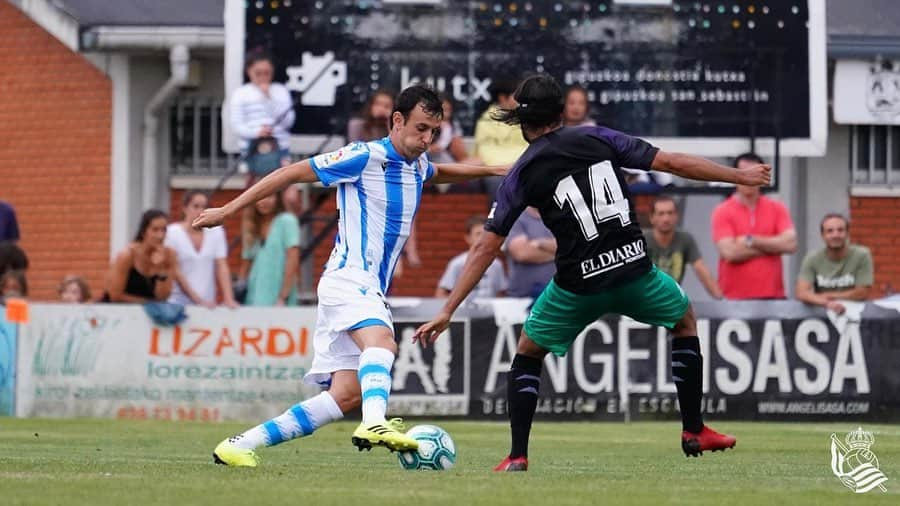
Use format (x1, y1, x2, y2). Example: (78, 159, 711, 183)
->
(414, 74, 771, 471)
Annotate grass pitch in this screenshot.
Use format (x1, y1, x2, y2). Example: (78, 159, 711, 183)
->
(1, 419, 898, 505)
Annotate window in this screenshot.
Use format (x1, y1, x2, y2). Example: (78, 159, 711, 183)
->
(849, 125, 900, 185)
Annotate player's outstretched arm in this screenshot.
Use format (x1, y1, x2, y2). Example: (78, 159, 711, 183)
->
(430, 163, 509, 184)
(651, 151, 771, 187)
(192, 160, 320, 228)
(413, 230, 505, 344)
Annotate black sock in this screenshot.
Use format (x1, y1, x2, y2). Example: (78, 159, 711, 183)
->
(508, 354, 543, 459)
(672, 337, 704, 434)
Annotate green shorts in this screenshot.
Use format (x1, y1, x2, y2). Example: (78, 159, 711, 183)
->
(523, 266, 689, 356)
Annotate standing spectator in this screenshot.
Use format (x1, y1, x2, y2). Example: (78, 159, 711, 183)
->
(711, 153, 797, 299)
(473, 78, 528, 197)
(427, 95, 468, 164)
(347, 89, 394, 142)
(0, 201, 19, 242)
(505, 207, 556, 297)
(59, 275, 91, 303)
(230, 49, 295, 177)
(562, 85, 596, 127)
(644, 196, 722, 299)
(795, 213, 873, 314)
(436, 215, 507, 300)
(0, 270, 27, 301)
(166, 191, 239, 308)
(104, 210, 177, 303)
(241, 188, 299, 306)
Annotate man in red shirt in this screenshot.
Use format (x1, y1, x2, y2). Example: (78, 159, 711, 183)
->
(711, 153, 797, 299)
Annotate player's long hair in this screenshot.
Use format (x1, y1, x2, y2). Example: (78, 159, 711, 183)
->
(492, 73, 564, 133)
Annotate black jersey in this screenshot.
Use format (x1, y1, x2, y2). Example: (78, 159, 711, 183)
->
(485, 126, 659, 294)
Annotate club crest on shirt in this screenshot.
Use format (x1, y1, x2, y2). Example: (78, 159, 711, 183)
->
(318, 142, 367, 168)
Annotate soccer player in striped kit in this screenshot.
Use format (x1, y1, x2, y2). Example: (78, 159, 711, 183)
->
(415, 74, 771, 471)
(194, 84, 507, 466)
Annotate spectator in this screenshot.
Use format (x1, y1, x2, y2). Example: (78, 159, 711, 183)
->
(796, 213, 873, 314)
(644, 196, 722, 299)
(103, 210, 177, 303)
(472, 78, 528, 197)
(230, 49, 295, 177)
(0, 241, 28, 277)
(166, 191, 239, 308)
(0, 269, 27, 301)
(347, 89, 394, 142)
(0, 200, 19, 242)
(59, 275, 91, 303)
(241, 188, 299, 306)
(436, 215, 507, 300)
(428, 95, 469, 165)
(711, 153, 797, 299)
(505, 207, 556, 297)
(562, 85, 596, 127)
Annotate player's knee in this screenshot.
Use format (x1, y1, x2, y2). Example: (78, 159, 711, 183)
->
(516, 332, 548, 358)
(673, 305, 697, 336)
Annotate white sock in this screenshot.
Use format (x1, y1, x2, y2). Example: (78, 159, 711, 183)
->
(231, 392, 344, 450)
(358, 347, 395, 424)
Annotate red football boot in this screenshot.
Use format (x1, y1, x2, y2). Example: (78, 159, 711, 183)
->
(493, 455, 528, 471)
(681, 425, 736, 457)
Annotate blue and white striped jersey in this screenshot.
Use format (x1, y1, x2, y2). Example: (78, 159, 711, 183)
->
(310, 137, 435, 293)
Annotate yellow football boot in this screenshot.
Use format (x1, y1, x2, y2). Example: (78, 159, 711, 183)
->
(351, 418, 419, 452)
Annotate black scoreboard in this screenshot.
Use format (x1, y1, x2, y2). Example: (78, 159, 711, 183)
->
(235, 0, 823, 152)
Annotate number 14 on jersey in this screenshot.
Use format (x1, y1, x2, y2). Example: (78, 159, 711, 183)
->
(553, 160, 631, 241)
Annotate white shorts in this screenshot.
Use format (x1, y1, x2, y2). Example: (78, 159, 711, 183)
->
(303, 268, 394, 388)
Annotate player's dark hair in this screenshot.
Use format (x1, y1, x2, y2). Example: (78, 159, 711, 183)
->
(820, 212, 849, 233)
(244, 48, 273, 70)
(492, 73, 563, 132)
(489, 78, 518, 102)
(134, 209, 167, 242)
(465, 214, 488, 233)
(392, 84, 443, 126)
(651, 195, 678, 214)
(732, 152, 765, 168)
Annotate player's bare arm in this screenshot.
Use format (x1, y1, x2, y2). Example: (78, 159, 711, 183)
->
(192, 159, 320, 228)
(748, 228, 798, 254)
(414, 230, 506, 344)
(651, 151, 771, 186)
(430, 162, 509, 184)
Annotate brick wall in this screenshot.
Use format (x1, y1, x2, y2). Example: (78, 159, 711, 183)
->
(0, 2, 111, 301)
(170, 188, 492, 297)
(849, 196, 900, 297)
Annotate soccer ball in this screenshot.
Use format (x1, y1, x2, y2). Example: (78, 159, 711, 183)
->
(397, 425, 456, 470)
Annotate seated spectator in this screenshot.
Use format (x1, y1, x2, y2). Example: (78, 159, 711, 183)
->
(644, 196, 722, 299)
(562, 85, 596, 127)
(103, 210, 177, 303)
(436, 215, 507, 300)
(347, 89, 394, 142)
(0, 269, 27, 302)
(506, 207, 556, 298)
(711, 153, 796, 299)
(59, 275, 91, 303)
(0, 200, 19, 242)
(0, 241, 28, 277)
(241, 188, 299, 306)
(796, 213, 873, 314)
(230, 49, 295, 178)
(166, 191, 238, 308)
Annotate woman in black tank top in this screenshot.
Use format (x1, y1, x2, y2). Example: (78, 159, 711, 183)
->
(104, 210, 176, 303)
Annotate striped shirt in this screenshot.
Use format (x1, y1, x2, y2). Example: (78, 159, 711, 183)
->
(310, 137, 435, 293)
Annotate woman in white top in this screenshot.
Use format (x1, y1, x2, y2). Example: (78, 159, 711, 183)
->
(166, 191, 238, 308)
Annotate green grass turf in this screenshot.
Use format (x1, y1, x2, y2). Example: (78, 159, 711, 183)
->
(1, 419, 898, 505)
